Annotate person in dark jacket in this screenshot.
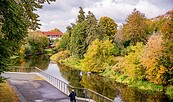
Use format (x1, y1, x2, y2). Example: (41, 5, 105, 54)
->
(69, 89, 76, 102)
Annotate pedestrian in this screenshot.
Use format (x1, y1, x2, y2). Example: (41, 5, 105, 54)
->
(69, 89, 76, 102)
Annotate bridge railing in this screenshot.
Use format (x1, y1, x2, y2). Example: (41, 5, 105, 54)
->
(35, 67, 114, 102)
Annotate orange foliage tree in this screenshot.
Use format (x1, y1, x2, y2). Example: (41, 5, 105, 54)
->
(141, 33, 167, 84)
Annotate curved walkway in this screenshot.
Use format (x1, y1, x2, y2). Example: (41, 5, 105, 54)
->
(2, 73, 85, 102)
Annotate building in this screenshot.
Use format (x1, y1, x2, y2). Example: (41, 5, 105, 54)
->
(41, 31, 63, 41)
(41, 31, 63, 47)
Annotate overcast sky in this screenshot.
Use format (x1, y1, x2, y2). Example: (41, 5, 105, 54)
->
(36, 0, 173, 33)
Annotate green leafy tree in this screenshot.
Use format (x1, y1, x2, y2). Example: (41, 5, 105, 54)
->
(85, 11, 99, 47)
(27, 31, 50, 54)
(82, 39, 115, 72)
(122, 9, 148, 45)
(59, 32, 70, 50)
(77, 7, 85, 23)
(0, 0, 54, 81)
(98, 16, 117, 41)
(70, 22, 86, 58)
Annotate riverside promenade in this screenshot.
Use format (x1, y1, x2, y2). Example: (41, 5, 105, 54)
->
(2, 67, 114, 102)
(2, 72, 85, 102)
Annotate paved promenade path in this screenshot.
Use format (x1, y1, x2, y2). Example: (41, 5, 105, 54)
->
(2, 72, 81, 102)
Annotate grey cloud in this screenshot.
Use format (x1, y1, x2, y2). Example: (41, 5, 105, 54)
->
(36, 0, 173, 32)
(148, 0, 173, 9)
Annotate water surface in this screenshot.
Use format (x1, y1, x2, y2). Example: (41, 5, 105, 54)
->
(11, 55, 172, 102)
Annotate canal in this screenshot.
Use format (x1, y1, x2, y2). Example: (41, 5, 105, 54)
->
(11, 55, 171, 102)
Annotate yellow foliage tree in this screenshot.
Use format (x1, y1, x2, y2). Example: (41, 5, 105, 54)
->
(141, 33, 167, 84)
(118, 42, 144, 80)
(98, 16, 117, 40)
(82, 39, 115, 72)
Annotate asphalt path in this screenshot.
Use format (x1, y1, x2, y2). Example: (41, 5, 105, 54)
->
(2, 73, 83, 102)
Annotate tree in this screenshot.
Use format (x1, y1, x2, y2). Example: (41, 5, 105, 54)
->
(85, 11, 99, 47)
(160, 13, 173, 84)
(59, 32, 70, 51)
(27, 31, 50, 54)
(77, 7, 85, 23)
(0, 0, 54, 81)
(122, 9, 148, 45)
(114, 29, 125, 49)
(98, 16, 117, 41)
(147, 18, 166, 33)
(118, 42, 144, 81)
(50, 28, 61, 32)
(141, 33, 166, 84)
(82, 39, 116, 72)
(70, 22, 86, 58)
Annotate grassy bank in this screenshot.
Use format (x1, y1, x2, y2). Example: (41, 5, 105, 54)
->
(56, 55, 164, 92)
(0, 81, 19, 102)
(51, 53, 173, 99)
(101, 69, 164, 92)
(59, 56, 82, 70)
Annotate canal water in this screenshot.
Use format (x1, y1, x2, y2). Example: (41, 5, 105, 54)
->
(11, 55, 172, 102)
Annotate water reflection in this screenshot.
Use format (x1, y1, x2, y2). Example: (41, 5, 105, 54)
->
(58, 64, 171, 102)
(11, 55, 49, 70)
(58, 64, 83, 88)
(44, 61, 68, 83)
(11, 56, 172, 102)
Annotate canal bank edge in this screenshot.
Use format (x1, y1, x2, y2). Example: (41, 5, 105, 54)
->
(50, 55, 173, 100)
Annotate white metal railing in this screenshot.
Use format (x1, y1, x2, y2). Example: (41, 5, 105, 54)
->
(7, 66, 114, 102)
(35, 67, 113, 102)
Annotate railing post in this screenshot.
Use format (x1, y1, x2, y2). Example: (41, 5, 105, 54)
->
(98, 95, 100, 102)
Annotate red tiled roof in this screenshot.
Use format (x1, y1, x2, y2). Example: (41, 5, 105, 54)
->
(41, 31, 63, 36)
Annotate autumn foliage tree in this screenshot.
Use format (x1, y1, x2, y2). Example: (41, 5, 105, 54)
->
(122, 9, 148, 45)
(118, 42, 144, 81)
(98, 16, 117, 41)
(160, 13, 173, 84)
(141, 33, 167, 84)
(82, 39, 116, 72)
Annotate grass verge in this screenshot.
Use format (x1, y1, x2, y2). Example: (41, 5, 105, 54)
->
(59, 56, 82, 70)
(0, 81, 19, 102)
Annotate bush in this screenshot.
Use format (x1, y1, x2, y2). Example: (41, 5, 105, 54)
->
(50, 50, 70, 62)
(166, 85, 173, 99)
(59, 55, 82, 70)
(23, 44, 32, 55)
(82, 39, 116, 72)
